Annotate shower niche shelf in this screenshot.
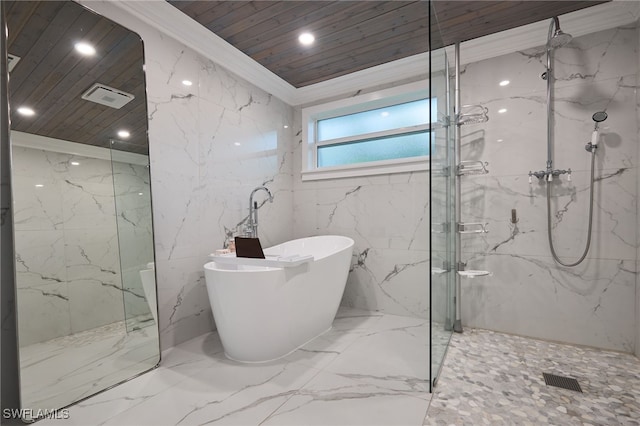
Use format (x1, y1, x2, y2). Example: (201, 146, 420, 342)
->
(457, 160, 489, 176)
(458, 270, 492, 278)
(457, 104, 489, 125)
(457, 222, 488, 234)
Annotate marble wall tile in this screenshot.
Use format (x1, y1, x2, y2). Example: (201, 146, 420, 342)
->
(17, 283, 71, 347)
(91, 11, 297, 350)
(12, 148, 128, 344)
(64, 229, 125, 334)
(292, 165, 430, 318)
(154, 256, 214, 349)
(342, 248, 429, 318)
(14, 230, 67, 289)
(460, 76, 638, 176)
(111, 161, 155, 319)
(67, 279, 127, 335)
(136, 28, 296, 349)
(460, 255, 636, 352)
(12, 176, 64, 231)
(459, 168, 636, 261)
(459, 25, 639, 352)
(459, 26, 639, 104)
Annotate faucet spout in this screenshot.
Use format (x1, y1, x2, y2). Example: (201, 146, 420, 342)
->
(247, 186, 273, 238)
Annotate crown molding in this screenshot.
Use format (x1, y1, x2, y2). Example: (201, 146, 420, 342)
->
(109, 0, 298, 104)
(445, 0, 639, 66)
(295, 53, 428, 106)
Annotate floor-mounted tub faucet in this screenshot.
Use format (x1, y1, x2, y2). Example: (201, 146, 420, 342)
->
(246, 186, 273, 238)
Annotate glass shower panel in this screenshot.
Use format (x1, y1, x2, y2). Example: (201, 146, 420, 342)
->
(110, 149, 157, 333)
(429, 45, 456, 389)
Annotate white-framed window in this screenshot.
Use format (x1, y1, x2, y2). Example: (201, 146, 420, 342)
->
(301, 80, 433, 181)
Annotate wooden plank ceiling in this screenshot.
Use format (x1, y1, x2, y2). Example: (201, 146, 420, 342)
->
(169, 1, 608, 88)
(6, 1, 148, 154)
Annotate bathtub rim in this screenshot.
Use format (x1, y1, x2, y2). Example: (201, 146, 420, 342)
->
(204, 235, 354, 273)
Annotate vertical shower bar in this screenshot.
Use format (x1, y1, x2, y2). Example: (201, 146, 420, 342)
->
(546, 29, 553, 173)
(453, 42, 463, 333)
(444, 49, 454, 331)
(0, 0, 21, 413)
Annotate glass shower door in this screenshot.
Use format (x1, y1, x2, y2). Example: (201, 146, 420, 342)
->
(429, 44, 456, 389)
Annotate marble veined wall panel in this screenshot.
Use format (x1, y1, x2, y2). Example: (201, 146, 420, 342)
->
(458, 25, 639, 352)
(12, 147, 125, 345)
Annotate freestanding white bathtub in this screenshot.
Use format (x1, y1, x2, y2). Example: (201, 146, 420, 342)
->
(204, 235, 354, 363)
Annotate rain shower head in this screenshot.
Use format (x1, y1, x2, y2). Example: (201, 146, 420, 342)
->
(592, 111, 608, 123)
(547, 29, 573, 49)
(546, 17, 573, 49)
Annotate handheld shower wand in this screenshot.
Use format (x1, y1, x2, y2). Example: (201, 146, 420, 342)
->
(586, 111, 607, 153)
(546, 111, 606, 267)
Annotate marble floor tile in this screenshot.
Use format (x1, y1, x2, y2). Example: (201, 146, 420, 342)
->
(38, 308, 430, 426)
(262, 370, 431, 426)
(20, 320, 158, 420)
(323, 314, 430, 394)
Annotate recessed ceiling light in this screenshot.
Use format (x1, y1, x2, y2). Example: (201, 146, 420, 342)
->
(498, 108, 507, 114)
(283, 125, 289, 129)
(497, 139, 504, 142)
(234, 142, 241, 146)
(117, 130, 130, 138)
(138, 192, 143, 196)
(17, 106, 34, 116)
(70, 161, 80, 166)
(299, 32, 315, 46)
(74, 42, 96, 56)
(499, 80, 510, 86)
(182, 80, 193, 86)
(34, 184, 44, 188)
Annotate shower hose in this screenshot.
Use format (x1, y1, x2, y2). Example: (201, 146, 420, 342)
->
(546, 148, 597, 267)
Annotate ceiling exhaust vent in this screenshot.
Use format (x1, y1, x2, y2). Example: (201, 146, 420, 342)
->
(81, 83, 135, 109)
(8, 54, 20, 73)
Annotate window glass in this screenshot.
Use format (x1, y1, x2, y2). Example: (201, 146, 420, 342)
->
(317, 131, 429, 168)
(317, 99, 430, 141)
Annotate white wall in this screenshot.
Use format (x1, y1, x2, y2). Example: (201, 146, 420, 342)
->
(83, 1, 295, 350)
(459, 25, 639, 352)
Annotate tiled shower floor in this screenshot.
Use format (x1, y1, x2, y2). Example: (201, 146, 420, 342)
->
(426, 328, 640, 426)
(37, 310, 640, 425)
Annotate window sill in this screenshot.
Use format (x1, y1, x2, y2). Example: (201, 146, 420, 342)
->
(301, 157, 429, 181)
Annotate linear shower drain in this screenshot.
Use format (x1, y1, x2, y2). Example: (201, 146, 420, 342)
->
(543, 373, 583, 393)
